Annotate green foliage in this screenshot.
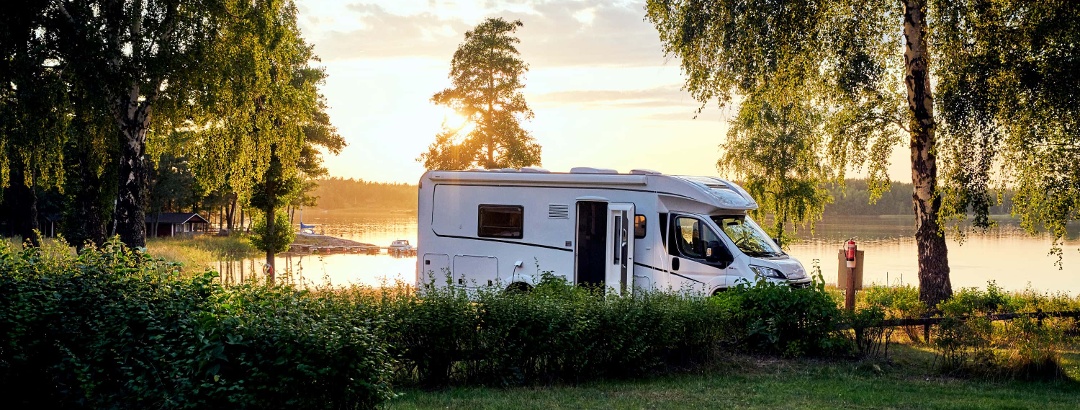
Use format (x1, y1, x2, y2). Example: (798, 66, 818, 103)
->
(861, 284, 927, 319)
(845, 305, 890, 358)
(645, 0, 903, 246)
(860, 284, 927, 342)
(420, 17, 541, 170)
(721, 278, 847, 357)
(380, 270, 849, 388)
(935, 0, 1080, 252)
(0, 237, 393, 408)
(721, 86, 833, 244)
(8, 240, 1077, 402)
(250, 212, 295, 255)
(931, 283, 1073, 380)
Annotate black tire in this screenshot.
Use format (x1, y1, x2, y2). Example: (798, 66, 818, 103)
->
(505, 282, 533, 294)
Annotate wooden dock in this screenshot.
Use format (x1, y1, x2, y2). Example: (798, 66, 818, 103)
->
(287, 233, 416, 256)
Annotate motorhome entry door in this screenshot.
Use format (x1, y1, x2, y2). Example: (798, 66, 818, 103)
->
(575, 201, 634, 294)
(574, 201, 607, 288)
(606, 203, 635, 294)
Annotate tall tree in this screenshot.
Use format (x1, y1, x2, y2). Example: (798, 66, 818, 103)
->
(0, 1, 70, 245)
(645, 0, 955, 305)
(61, 85, 117, 248)
(420, 17, 541, 170)
(719, 81, 832, 246)
(186, 0, 335, 281)
(49, 0, 227, 248)
(648, 0, 1079, 307)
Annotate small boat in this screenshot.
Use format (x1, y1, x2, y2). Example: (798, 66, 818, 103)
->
(388, 239, 414, 254)
(299, 222, 316, 235)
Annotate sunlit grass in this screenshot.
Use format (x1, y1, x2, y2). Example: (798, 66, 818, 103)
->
(145, 234, 259, 271)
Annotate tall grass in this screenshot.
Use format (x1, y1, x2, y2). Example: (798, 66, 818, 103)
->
(146, 234, 259, 271)
(857, 281, 1080, 379)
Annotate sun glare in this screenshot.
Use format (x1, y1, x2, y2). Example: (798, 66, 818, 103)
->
(440, 109, 476, 142)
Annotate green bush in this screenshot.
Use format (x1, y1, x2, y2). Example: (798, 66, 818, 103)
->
(721, 278, 847, 357)
(0, 238, 393, 409)
(860, 284, 926, 342)
(932, 282, 1073, 380)
(392, 273, 737, 386)
(846, 306, 890, 358)
(1, 238, 865, 397)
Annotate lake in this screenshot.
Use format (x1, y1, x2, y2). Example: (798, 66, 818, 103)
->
(228, 212, 1080, 295)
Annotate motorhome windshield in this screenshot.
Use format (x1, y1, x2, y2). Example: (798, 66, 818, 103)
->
(710, 215, 784, 257)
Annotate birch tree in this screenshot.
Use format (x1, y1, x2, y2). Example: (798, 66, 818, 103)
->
(647, 0, 1079, 308)
(49, 0, 224, 248)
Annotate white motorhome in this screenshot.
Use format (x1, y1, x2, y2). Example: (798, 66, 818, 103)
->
(416, 167, 811, 295)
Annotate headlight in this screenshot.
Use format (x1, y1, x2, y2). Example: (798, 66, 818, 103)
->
(750, 265, 786, 279)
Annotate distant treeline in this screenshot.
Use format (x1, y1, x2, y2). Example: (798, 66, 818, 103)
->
(823, 179, 1013, 216)
(304, 177, 1016, 216)
(309, 178, 418, 210)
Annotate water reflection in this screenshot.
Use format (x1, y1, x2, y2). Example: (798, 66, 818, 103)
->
(225, 212, 419, 287)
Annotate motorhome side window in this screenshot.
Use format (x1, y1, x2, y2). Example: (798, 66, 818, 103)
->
(477, 205, 524, 239)
(670, 216, 720, 259)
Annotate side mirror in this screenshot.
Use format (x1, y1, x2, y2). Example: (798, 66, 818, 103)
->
(705, 240, 733, 264)
(772, 237, 781, 247)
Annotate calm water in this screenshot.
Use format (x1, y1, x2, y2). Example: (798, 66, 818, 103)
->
(227, 213, 1080, 295)
(786, 217, 1080, 294)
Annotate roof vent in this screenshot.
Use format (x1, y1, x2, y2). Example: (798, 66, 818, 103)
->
(570, 167, 618, 174)
(520, 167, 550, 173)
(630, 169, 662, 175)
(548, 204, 570, 219)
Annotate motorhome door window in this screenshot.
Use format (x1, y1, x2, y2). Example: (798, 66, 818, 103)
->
(478, 204, 524, 239)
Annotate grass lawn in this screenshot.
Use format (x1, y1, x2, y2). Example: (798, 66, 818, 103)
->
(383, 345, 1080, 409)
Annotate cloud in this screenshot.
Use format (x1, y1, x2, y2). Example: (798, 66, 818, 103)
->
(309, 1, 669, 68)
(512, 1, 668, 67)
(311, 4, 469, 61)
(533, 86, 691, 109)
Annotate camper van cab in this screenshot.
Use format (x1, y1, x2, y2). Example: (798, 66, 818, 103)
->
(416, 167, 811, 295)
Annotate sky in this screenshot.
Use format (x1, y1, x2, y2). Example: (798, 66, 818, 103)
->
(294, 0, 908, 184)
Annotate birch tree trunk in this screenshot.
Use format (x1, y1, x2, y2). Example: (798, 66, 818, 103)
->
(113, 89, 152, 248)
(903, 0, 952, 309)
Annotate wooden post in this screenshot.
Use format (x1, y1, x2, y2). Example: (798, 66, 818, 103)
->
(838, 247, 863, 311)
(846, 266, 856, 311)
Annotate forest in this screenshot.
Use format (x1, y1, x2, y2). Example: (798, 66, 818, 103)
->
(306, 178, 418, 211)
(822, 179, 1013, 217)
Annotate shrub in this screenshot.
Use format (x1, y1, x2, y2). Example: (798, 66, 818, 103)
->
(861, 285, 926, 342)
(846, 306, 890, 358)
(719, 277, 846, 357)
(382, 271, 479, 387)
(931, 282, 1071, 380)
(0, 237, 393, 409)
